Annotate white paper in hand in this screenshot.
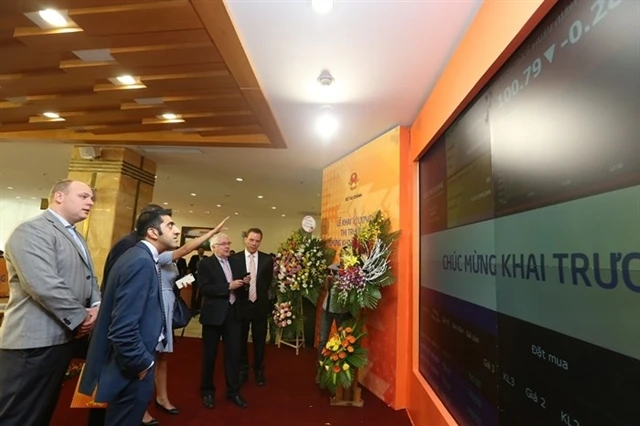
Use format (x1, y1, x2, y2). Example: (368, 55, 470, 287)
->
(175, 273, 195, 289)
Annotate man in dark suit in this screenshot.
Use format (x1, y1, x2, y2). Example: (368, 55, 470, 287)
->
(79, 208, 180, 425)
(198, 232, 248, 409)
(233, 228, 274, 387)
(0, 179, 100, 426)
(86, 203, 166, 426)
(188, 247, 207, 313)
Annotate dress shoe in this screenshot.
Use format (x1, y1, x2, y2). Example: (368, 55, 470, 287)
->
(227, 395, 248, 408)
(202, 395, 214, 409)
(255, 370, 266, 386)
(155, 400, 179, 415)
(141, 419, 159, 426)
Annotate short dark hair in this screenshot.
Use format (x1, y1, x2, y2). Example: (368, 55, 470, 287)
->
(135, 208, 172, 238)
(140, 204, 171, 216)
(246, 228, 263, 238)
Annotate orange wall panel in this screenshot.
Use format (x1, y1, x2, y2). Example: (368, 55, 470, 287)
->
(406, 0, 558, 425)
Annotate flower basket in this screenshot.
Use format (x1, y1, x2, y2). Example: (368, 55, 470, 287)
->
(273, 229, 334, 305)
(331, 211, 399, 317)
(273, 300, 305, 355)
(317, 320, 367, 398)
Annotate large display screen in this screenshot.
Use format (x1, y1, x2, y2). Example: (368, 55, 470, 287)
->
(418, 0, 639, 425)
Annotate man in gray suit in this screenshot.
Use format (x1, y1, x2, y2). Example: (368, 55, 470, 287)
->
(0, 179, 100, 426)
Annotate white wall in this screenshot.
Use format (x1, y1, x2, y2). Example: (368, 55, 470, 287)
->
(0, 197, 43, 250)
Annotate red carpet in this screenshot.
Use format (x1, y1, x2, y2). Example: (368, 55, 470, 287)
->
(51, 337, 412, 426)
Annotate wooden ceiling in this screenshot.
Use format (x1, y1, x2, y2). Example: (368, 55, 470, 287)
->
(0, 0, 286, 148)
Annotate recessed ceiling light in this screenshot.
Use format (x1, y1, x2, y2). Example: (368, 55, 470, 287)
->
(7, 186, 13, 189)
(43, 112, 60, 119)
(189, 210, 193, 213)
(216, 204, 222, 207)
(281, 214, 286, 217)
(236, 178, 243, 182)
(258, 195, 263, 199)
(190, 193, 196, 196)
(15, 196, 21, 199)
(38, 9, 67, 27)
(272, 206, 277, 210)
(154, 175, 157, 179)
(31, 197, 36, 200)
(311, 0, 333, 14)
(234, 212, 239, 215)
(163, 202, 168, 205)
(205, 211, 210, 214)
(316, 110, 338, 139)
(162, 113, 178, 120)
(116, 75, 137, 85)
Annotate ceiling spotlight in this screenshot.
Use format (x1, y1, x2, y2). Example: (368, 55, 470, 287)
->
(190, 193, 196, 196)
(7, 186, 13, 190)
(38, 9, 67, 27)
(236, 178, 243, 182)
(43, 112, 60, 119)
(311, 0, 333, 14)
(272, 206, 277, 210)
(316, 109, 338, 139)
(163, 202, 168, 205)
(162, 113, 178, 120)
(216, 204, 222, 207)
(189, 210, 193, 213)
(234, 212, 239, 215)
(205, 211, 210, 214)
(116, 75, 137, 85)
(258, 195, 263, 199)
(16, 196, 21, 199)
(281, 214, 286, 217)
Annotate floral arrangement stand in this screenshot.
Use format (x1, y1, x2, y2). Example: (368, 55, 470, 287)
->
(272, 229, 333, 356)
(317, 210, 399, 407)
(330, 369, 364, 407)
(275, 326, 305, 356)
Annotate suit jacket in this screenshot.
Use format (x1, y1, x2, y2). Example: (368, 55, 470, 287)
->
(0, 210, 99, 349)
(198, 256, 241, 326)
(101, 231, 137, 294)
(187, 254, 207, 278)
(232, 251, 274, 319)
(79, 242, 164, 403)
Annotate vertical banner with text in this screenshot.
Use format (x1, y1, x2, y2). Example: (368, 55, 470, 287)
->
(321, 127, 401, 405)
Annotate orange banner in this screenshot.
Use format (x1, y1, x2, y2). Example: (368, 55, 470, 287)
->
(321, 127, 401, 405)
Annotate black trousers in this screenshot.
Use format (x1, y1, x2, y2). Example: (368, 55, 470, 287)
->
(190, 281, 203, 312)
(0, 342, 74, 426)
(240, 303, 268, 373)
(200, 305, 241, 397)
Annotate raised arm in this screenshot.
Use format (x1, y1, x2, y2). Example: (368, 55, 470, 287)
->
(170, 216, 230, 261)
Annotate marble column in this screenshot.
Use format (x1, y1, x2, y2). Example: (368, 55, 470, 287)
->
(67, 147, 156, 285)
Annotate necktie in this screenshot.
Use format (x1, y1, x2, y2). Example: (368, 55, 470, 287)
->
(156, 262, 168, 346)
(221, 258, 235, 304)
(67, 225, 87, 260)
(248, 254, 257, 303)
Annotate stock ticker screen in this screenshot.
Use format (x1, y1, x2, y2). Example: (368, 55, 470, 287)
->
(418, 0, 640, 425)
